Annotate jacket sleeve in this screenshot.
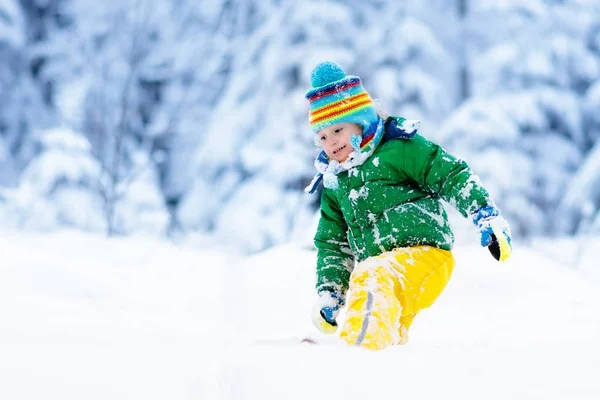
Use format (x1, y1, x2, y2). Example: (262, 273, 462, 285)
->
(314, 188, 354, 296)
(399, 134, 494, 217)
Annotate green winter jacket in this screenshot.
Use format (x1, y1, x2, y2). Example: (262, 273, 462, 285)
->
(314, 128, 493, 295)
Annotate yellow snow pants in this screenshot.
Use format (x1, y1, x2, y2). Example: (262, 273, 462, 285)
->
(339, 246, 454, 350)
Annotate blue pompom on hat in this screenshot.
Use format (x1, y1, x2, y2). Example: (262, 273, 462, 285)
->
(305, 61, 379, 134)
(310, 62, 347, 87)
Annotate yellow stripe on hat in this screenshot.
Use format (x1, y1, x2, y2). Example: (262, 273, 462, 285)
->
(311, 102, 374, 126)
(311, 92, 371, 115)
(310, 95, 373, 124)
(311, 93, 372, 122)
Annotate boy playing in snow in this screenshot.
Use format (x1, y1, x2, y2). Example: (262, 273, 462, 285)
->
(305, 61, 512, 350)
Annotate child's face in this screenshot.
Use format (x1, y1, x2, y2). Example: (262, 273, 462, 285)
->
(317, 122, 362, 162)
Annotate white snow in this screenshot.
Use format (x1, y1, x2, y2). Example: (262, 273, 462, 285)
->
(0, 231, 230, 399)
(1, 231, 599, 399)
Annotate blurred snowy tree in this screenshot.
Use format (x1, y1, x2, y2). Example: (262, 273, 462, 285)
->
(558, 78, 600, 235)
(0, 0, 53, 186)
(1, 128, 105, 231)
(20, 0, 185, 235)
(437, 0, 600, 237)
(557, 6, 600, 236)
(178, 0, 315, 251)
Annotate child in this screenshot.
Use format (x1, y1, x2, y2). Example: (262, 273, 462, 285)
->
(305, 61, 512, 350)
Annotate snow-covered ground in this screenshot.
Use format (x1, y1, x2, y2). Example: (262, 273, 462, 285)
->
(1, 231, 599, 399)
(0, 231, 229, 399)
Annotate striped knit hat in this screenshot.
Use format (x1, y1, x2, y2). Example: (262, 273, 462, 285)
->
(305, 62, 379, 134)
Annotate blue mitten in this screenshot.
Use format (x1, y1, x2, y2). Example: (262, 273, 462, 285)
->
(472, 206, 512, 262)
(312, 291, 344, 334)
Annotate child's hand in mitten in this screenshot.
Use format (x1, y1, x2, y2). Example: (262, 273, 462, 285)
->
(312, 291, 344, 334)
(472, 206, 512, 262)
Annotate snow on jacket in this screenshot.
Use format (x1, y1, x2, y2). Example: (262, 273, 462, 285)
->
(314, 118, 493, 295)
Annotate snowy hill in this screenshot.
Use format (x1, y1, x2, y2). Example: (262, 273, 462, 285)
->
(1, 231, 599, 399)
